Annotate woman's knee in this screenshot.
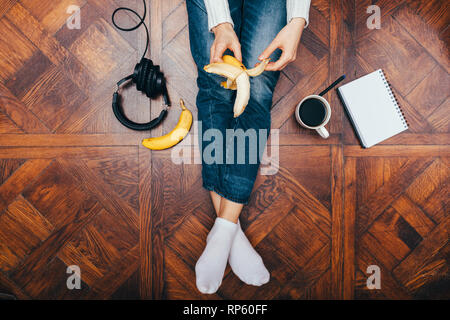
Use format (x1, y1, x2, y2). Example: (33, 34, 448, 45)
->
(251, 72, 278, 98)
(244, 72, 280, 118)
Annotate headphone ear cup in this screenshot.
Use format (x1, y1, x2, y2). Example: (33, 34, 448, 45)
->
(137, 59, 149, 92)
(149, 65, 159, 98)
(145, 67, 154, 98)
(132, 60, 141, 84)
(156, 67, 163, 92)
(155, 75, 162, 94)
(135, 60, 143, 91)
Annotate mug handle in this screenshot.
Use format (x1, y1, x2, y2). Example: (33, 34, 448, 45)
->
(316, 126, 329, 139)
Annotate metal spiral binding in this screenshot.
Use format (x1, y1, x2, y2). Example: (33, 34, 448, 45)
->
(379, 69, 408, 129)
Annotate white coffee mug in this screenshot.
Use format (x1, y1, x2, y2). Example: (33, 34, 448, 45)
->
(295, 95, 331, 139)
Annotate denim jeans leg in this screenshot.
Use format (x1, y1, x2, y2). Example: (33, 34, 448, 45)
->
(220, 0, 287, 204)
(186, 0, 243, 193)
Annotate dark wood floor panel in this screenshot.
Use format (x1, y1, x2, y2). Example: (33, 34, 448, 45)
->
(0, 0, 448, 299)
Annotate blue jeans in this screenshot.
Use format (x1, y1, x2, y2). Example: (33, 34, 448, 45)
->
(186, 0, 286, 204)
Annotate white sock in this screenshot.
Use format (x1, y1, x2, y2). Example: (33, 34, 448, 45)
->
(227, 221, 270, 286)
(195, 217, 238, 294)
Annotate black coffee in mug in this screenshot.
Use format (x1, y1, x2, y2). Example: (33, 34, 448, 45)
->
(298, 98, 327, 127)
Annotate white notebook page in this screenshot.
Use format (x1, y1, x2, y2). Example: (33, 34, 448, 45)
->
(338, 69, 408, 148)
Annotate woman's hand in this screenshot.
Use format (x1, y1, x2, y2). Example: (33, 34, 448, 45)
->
(258, 17, 306, 71)
(210, 22, 242, 63)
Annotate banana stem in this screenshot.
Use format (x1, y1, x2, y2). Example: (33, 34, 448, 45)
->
(180, 99, 186, 110)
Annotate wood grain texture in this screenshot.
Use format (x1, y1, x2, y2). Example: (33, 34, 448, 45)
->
(331, 145, 345, 299)
(343, 157, 356, 299)
(0, 0, 448, 299)
(139, 146, 152, 299)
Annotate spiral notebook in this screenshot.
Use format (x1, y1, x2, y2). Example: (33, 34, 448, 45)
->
(337, 69, 408, 148)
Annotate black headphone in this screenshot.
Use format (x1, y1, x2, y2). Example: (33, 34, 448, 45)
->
(111, 1, 170, 131)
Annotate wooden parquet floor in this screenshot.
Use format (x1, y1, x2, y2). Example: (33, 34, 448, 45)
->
(0, 0, 448, 299)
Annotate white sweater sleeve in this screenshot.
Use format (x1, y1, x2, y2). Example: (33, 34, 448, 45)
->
(204, 0, 234, 31)
(287, 0, 311, 27)
(203, 0, 311, 32)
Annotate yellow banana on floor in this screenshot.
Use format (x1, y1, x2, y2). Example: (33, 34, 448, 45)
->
(142, 99, 193, 150)
(204, 55, 270, 117)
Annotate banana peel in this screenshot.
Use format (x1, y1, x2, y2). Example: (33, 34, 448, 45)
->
(204, 55, 269, 117)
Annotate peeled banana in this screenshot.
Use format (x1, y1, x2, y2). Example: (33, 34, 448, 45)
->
(222, 55, 245, 69)
(142, 99, 193, 150)
(204, 55, 269, 117)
